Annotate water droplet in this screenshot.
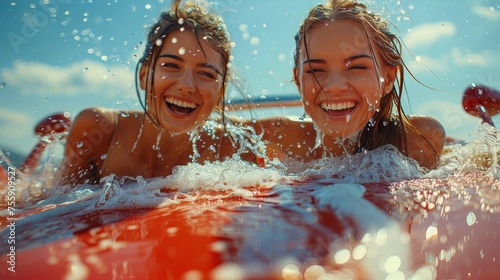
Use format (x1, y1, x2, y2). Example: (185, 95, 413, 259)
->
(333, 248, 351, 264)
(425, 225, 438, 240)
(466, 212, 477, 226)
(250, 36, 260, 46)
(346, 114, 351, 122)
(119, 111, 129, 117)
(352, 244, 367, 260)
(178, 47, 185, 55)
(0, 82, 6, 88)
(145, 4, 151, 9)
(101, 154, 107, 160)
(155, 38, 162, 46)
(281, 264, 300, 280)
(178, 18, 184, 25)
(304, 265, 325, 280)
(171, 37, 177, 44)
(76, 141, 83, 148)
(83, 67, 88, 72)
(384, 256, 401, 273)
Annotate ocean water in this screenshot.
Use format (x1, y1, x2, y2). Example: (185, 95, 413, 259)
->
(0, 122, 499, 280)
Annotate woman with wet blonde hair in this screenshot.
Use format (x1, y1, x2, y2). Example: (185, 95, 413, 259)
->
(255, 0, 445, 170)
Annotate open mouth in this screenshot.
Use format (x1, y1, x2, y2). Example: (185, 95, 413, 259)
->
(321, 101, 357, 116)
(164, 96, 198, 116)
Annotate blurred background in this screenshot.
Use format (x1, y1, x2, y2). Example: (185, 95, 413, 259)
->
(1, 0, 499, 165)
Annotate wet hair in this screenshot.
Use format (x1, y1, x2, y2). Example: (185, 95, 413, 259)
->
(135, 1, 231, 129)
(293, 0, 436, 159)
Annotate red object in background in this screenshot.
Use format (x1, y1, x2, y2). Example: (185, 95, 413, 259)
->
(462, 84, 500, 127)
(19, 112, 72, 173)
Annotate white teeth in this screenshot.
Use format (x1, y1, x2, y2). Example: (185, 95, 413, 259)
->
(321, 101, 356, 111)
(165, 97, 197, 109)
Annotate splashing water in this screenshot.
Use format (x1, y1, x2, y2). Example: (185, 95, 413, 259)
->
(1, 122, 500, 279)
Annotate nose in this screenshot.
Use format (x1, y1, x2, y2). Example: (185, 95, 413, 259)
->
(177, 71, 196, 93)
(322, 70, 349, 94)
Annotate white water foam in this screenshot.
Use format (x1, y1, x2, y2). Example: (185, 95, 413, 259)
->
(2, 122, 500, 279)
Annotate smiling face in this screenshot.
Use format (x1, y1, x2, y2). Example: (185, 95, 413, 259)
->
(140, 29, 224, 133)
(294, 19, 396, 139)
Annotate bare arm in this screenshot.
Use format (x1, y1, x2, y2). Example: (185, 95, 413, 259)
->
(243, 116, 317, 162)
(57, 108, 115, 186)
(406, 115, 446, 170)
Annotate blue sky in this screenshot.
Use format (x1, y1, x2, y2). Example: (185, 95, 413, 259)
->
(0, 0, 499, 156)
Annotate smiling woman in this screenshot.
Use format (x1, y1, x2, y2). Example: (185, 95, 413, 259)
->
(252, 0, 446, 171)
(56, 2, 258, 187)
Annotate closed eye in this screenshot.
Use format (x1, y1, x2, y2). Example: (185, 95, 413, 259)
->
(305, 68, 325, 74)
(160, 62, 180, 69)
(348, 65, 368, 70)
(198, 71, 216, 79)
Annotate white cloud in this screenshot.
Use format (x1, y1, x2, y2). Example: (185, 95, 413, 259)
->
(406, 54, 449, 75)
(0, 108, 31, 124)
(406, 48, 500, 74)
(451, 48, 490, 67)
(0, 59, 135, 97)
(472, 6, 500, 21)
(0, 108, 34, 153)
(403, 21, 456, 49)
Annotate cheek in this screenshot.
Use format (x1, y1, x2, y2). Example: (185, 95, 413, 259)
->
(298, 78, 316, 98)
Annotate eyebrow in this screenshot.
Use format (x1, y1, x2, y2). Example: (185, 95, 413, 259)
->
(302, 54, 373, 65)
(158, 53, 222, 75)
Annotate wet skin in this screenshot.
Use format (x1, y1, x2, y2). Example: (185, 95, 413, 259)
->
(58, 30, 241, 186)
(139, 30, 224, 133)
(294, 19, 396, 139)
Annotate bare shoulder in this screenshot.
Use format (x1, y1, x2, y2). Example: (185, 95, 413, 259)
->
(408, 115, 446, 151)
(58, 107, 118, 186)
(71, 107, 116, 130)
(408, 115, 444, 131)
(406, 115, 446, 169)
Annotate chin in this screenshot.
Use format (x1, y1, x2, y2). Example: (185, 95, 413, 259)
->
(158, 121, 195, 134)
(322, 127, 362, 140)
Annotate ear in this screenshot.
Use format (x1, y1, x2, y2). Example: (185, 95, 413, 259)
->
(383, 65, 398, 95)
(139, 64, 148, 90)
(293, 67, 300, 89)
